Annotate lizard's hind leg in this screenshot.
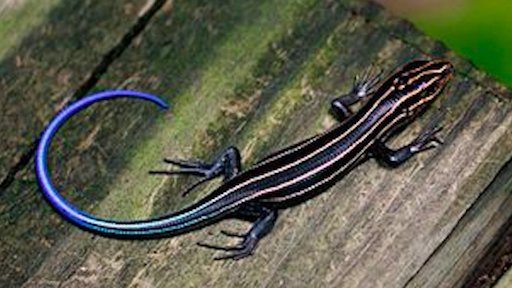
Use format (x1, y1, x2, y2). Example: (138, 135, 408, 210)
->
(149, 146, 241, 196)
(198, 204, 278, 261)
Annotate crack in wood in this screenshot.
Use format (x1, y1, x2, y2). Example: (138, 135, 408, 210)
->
(403, 156, 512, 287)
(460, 157, 512, 288)
(0, 0, 168, 193)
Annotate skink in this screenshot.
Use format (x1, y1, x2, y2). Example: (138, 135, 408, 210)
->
(36, 59, 453, 260)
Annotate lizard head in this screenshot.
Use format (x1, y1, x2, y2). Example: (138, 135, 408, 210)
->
(390, 59, 453, 117)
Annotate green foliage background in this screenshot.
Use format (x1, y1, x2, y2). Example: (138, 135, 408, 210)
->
(411, 0, 512, 86)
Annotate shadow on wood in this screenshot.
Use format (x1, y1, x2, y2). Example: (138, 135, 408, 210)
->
(0, 0, 511, 287)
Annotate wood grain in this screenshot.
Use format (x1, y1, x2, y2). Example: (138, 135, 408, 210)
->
(0, 1, 510, 287)
(0, 0, 165, 185)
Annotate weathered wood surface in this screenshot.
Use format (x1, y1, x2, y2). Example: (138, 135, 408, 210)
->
(0, 0, 511, 287)
(496, 268, 512, 288)
(0, 0, 167, 187)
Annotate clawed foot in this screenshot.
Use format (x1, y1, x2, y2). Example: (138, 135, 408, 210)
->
(149, 158, 223, 196)
(197, 206, 276, 260)
(197, 230, 258, 261)
(352, 66, 382, 98)
(410, 126, 444, 153)
(149, 147, 241, 196)
(330, 66, 382, 121)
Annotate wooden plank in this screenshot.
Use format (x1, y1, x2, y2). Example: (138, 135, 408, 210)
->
(0, 0, 168, 286)
(0, 0, 60, 59)
(0, 0, 166, 185)
(496, 268, 512, 288)
(405, 157, 512, 288)
(1, 0, 511, 287)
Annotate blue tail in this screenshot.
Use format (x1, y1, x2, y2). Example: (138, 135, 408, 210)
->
(35, 90, 180, 236)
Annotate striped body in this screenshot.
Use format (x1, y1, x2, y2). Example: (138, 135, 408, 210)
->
(186, 60, 453, 211)
(35, 60, 453, 240)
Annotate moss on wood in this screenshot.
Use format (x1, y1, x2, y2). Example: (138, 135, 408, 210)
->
(1, 0, 511, 287)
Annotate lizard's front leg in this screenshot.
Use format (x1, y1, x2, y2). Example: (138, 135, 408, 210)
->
(372, 126, 443, 167)
(330, 67, 381, 121)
